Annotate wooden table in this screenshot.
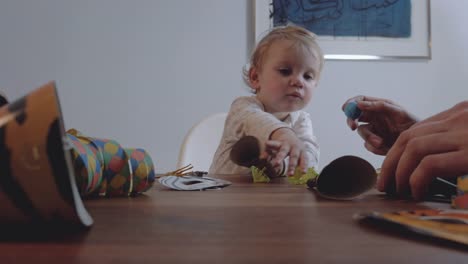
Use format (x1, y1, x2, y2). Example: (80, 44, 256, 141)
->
(0, 174, 467, 263)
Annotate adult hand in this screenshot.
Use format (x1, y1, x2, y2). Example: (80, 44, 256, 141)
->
(265, 127, 310, 175)
(343, 95, 418, 155)
(379, 101, 468, 200)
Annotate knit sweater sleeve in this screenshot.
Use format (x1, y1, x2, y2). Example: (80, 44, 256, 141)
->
(230, 97, 290, 146)
(208, 96, 289, 174)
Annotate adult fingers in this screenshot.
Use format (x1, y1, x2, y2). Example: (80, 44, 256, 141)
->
(418, 101, 468, 124)
(357, 124, 384, 149)
(347, 117, 358, 130)
(410, 150, 468, 200)
(357, 100, 403, 117)
(364, 141, 388, 155)
(394, 131, 458, 195)
(341, 95, 365, 111)
(378, 120, 446, 192)
(359, 95, 394, 104)
(344, 95, 392, 106)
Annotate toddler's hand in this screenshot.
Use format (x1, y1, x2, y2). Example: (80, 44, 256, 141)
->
(266, 128, 309, 176)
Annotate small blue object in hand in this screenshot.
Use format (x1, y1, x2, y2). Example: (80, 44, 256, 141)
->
(344, 101, 362, 120)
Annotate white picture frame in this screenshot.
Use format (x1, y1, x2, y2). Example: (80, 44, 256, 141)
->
(254, 0, 431, 61)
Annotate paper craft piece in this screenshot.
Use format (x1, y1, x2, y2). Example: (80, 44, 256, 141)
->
(231, 136, 278, 178)
(307, 155, 377, 200)
(159, 176, 231, 191)
(160, 164, 208, 177)
(355, 209, 468, 246)
(67, 129, 155, 197)
(251, 166, 270, 183)
(287, 167, 318, 185)
(0, 82, 93, 228)
(452, 175, 468, 209)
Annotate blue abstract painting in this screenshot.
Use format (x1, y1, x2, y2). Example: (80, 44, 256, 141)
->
(272, 0, 411, 38)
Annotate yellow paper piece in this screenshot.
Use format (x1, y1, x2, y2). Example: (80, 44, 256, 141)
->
(250, 166, 270, 183)
(287, 167, 318, 185)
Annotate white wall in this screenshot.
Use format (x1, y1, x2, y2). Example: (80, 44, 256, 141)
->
(1, 0, 467, 172)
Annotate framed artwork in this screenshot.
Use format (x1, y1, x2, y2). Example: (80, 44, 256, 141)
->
(254, 0, 431, 60)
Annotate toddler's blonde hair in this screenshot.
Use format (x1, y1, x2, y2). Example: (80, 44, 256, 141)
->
(244, 25, 324, 90)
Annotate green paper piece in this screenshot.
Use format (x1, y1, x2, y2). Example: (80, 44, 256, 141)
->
(287, 167, 319, 185)
(250, 166, 270, 183)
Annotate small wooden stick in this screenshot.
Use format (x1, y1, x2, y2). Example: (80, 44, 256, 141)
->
(159, 164, 194, 177)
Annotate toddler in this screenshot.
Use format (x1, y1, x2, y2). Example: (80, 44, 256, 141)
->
(209, 25, 324, 176)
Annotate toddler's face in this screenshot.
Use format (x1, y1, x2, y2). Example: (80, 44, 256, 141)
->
(251, 39, 320, 113)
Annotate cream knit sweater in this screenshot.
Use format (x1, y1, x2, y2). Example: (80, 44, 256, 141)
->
(209, 96, 319, 175)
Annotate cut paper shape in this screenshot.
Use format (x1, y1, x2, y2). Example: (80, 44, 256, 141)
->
(159, 176, 231, 191)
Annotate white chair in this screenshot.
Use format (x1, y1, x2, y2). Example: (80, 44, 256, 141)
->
(177, 113, 228, 171)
